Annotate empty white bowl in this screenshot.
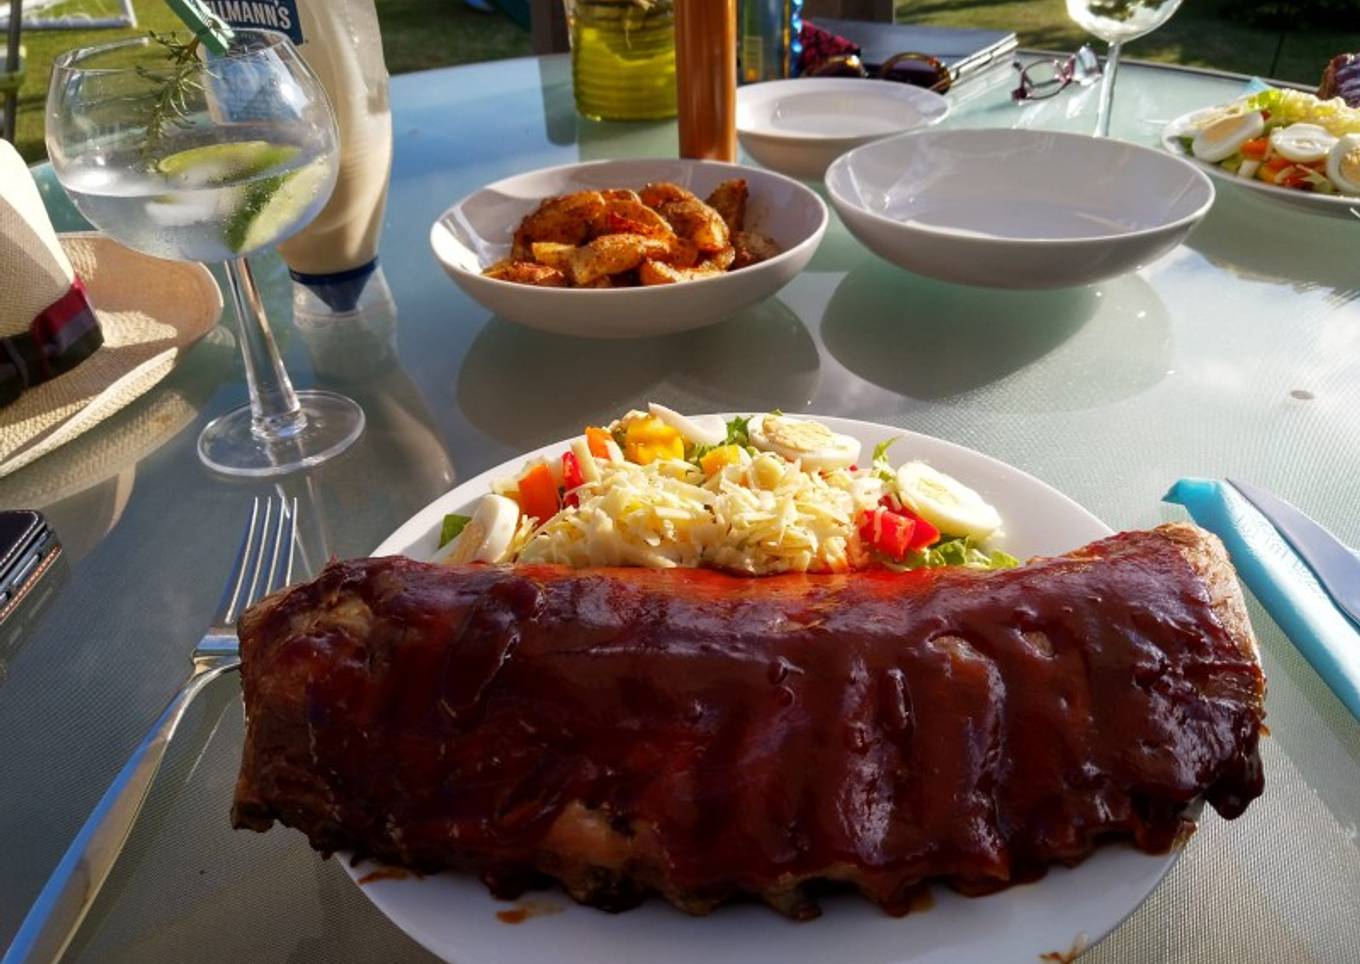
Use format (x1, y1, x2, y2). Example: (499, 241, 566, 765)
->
(430, 158, 828, 339)
(825, 128, 1215, 289)
(736, 78, 949, 180)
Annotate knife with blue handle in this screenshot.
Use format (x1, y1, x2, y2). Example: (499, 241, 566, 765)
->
(1165, 478, 1360, 722)
(1226, 478, 1360, 632)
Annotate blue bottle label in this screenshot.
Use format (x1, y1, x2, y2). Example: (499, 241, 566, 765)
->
(204, 0, 303, 45)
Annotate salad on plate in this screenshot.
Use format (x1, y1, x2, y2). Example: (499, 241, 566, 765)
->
(1171, 86, 1360, 196)
(437, 405, 1018, 576)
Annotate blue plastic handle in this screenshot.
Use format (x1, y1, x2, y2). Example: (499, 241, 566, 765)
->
(1165, 478, 1360, 721)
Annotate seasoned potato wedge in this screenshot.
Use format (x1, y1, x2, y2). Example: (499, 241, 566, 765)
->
(484, 260, 569, 287)
(511, 190, 608, 260)
(705, 179, 748, 234)
(486, 182, 780, 288)
(658, 199, 730, 253)
(639, 181, 697, 209)
(732, 231, 780, 270)
(638, 259, 726, 285)
(530, 241, 577, 271)
(570, 233, 670, 286)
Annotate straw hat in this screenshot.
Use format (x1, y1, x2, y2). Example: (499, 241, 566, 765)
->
(0, 139, 222, 479)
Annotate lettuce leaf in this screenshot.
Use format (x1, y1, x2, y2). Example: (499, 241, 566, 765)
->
(439, 513, 471, 548)
(1246, 86, 1360, 137)
(872, 437, 899, 483)
(884, 536, 1020, 572)
(725, 415, 752, 448)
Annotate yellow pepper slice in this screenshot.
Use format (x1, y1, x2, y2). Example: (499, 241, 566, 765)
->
(624, 416, 684, 465)
(699, 444, 742, 477)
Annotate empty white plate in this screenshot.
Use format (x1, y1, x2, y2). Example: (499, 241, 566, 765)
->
(737, 78, 949, 180)
(826, 128, 1215, 289)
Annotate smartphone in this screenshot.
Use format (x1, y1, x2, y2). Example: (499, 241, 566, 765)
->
(0, 510, 62, 624)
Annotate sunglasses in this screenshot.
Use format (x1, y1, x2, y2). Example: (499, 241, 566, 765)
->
(1011, 46, 1101, 102)
(806, 51, 954, 94)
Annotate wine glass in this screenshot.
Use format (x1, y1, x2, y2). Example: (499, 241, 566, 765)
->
(1066, 0, 1184, 137)
(46, 29, 365, 477)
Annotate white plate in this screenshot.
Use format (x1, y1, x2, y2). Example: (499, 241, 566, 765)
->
(351, 414, 1180, 964)
(826, 128, 1215, 289)
(736, 78, 949, 179)
(430, 158, 828, 339)
(1161, 106, 1360, 219)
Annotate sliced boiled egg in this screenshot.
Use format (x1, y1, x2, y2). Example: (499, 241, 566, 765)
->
(748, 413, 861, 472)
(438, 494, 520, 564)
(1326, 133, 1360, 195)
(1269, 123, 1337, 164)
(1191, 111, 1264, 163)
(647, 402, 727, 448)
(895, 461, 1001, 541)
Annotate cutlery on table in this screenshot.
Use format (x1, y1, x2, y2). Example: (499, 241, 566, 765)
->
(3, 497, 298, 964)
(1165, 478, 1360, 721)
(1227, 478, 1360, 630)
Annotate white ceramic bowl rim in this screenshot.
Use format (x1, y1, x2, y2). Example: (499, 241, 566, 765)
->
(735, 77, 951, 143)
(826, 128, 1217, 246)
(435, 157, 830, 295)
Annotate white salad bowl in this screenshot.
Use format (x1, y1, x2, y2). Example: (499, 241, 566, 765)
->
(825, 128, 1216, 289)
(736, 78, 950, 180)
(430, 158, 828, 339)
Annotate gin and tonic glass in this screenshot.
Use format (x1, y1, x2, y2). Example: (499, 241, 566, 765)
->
(46, 29, 364, 477)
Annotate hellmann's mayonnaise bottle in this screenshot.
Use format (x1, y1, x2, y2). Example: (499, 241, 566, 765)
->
(206, 0, 393, 312)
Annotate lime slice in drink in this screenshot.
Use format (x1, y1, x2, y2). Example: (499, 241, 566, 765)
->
(223, 159, 333, 254)
(156, 141, 299, 186)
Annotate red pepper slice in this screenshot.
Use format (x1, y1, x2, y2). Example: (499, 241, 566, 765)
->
(859, 507, 916, 560)
(869, 495, 942, 555)
(562, 451, 585, 491)
(895, 503, 941, 552)
(518, 463, 560, 524)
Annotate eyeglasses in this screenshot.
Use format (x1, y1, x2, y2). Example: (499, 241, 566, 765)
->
(1011, 46, 1101, 102)
(807, 51, 954, 94)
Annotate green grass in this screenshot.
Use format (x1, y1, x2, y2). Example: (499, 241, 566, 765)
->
(894, 0, 1360, 84)
(372, 0, 529, 74)
(4, 0, 530, 161)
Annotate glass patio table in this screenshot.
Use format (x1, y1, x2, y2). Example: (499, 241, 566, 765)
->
(2, 53, 1358, 963)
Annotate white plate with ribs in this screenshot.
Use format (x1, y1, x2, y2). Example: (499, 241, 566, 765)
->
(341, 415, 1193, 964)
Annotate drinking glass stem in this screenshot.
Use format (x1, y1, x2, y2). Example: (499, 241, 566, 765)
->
(223, 258, 307, 441)
(1094, 40, 1122, 138)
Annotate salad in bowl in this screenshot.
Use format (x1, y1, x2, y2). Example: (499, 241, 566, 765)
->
(1165, 86, 1360, 205)
(436, 405, 1018, 577)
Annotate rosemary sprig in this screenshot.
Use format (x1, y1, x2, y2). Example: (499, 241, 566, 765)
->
(136, 31, 205, 162)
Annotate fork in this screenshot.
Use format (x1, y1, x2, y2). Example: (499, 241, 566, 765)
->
(3, 496, 298, 964)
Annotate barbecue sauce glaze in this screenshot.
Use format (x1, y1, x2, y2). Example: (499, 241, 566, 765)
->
(233, 529, 1265, 916)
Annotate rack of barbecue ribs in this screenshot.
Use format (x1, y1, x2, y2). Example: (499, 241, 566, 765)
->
(232, 523, 1266, 919)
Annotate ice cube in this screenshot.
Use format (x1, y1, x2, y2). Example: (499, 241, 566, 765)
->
(144, 190, 221, 227)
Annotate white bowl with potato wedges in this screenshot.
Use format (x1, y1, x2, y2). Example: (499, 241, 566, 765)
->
(430, 158, 828, 339)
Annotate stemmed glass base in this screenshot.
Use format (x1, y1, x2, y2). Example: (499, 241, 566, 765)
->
(197, 390, 364, 477)
(198, 257, 364, 478)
